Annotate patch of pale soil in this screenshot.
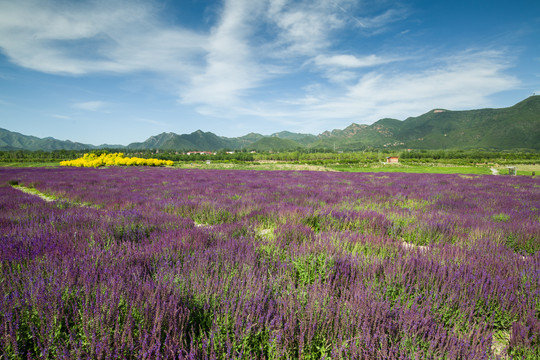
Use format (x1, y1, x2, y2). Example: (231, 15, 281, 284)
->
(194, 222, 210, 228)
(266, 163, 336, 171)
(503, 164, 540, 172)
(257, 228, 274, 239)
(491, 331, 510, 359)
(184, 162, 336, 172)
(258, 229, 273, 236)
(490, 168, 499, 175)
(401, 241, 429, 252)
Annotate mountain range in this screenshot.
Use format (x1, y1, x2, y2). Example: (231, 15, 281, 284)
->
(1, 96, 539, 151)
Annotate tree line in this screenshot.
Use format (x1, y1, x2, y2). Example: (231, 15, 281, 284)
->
(1, 149, 539, 165)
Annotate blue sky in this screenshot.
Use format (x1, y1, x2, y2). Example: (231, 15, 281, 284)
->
(0, 0, 539, 145)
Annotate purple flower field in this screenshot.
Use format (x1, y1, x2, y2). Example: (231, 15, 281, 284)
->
(1, 167, 539, 359)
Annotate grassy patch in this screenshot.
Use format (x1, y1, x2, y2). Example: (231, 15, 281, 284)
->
(330, 164, 493, 175)
(0, 162, 60, 167)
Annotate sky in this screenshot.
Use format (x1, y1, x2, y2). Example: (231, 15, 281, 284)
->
(0, 0, 539, 145)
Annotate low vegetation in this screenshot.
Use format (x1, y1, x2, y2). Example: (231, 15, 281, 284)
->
(1, 167, 539, 359)
(59, 152, 173, 167)
(1, 149, 539, 174)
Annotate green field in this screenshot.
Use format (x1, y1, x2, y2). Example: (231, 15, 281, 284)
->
(329, 164, 492, 174)
(2, 160, 539, 176)
(179, 162, 540, 176)
(0, 162, 61, 167)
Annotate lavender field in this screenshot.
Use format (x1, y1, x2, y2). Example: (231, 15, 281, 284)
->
(1, 167, 539, 359)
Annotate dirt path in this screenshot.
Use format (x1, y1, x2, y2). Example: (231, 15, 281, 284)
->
(11, 184, 97, 208)
(12, 185, 56, 202)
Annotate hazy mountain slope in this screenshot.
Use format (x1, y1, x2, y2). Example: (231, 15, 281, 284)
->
(314, 96, 540, 150)
(395, 96, 540, 149)
(247, 137, 302, 151)
(2, 96, 538, 151)
(270, 131, 318, 145)
(128, 130, 237, 150)
(312, 122, 403, 150)
(0, 128, 96, 151)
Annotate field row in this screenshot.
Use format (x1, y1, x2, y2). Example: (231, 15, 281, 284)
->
(1, 167, 539, 359)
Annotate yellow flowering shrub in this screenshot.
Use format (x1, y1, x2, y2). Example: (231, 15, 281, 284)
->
(60, 153, 174, 168)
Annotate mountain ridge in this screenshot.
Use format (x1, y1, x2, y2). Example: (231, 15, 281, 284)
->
(2, 96, 539, 151)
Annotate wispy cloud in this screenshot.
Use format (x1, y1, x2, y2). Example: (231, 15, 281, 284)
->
(0, 0, 523, 135)
(346, 51, 518, 111)
(179, 0, 379, 107)
(354, 8, 408, 31)
(181, 0, 375, 107)
(179, 0, 265, 106)
(50, 114, 71, 120)
(0, 0, 406, 91)
(0, 0, 205, 76)
(264, 0, 346, 56)
(284, 51, 519, 126)
(72, 101, 107, 111)
(207, 50, 520, 134)
(314, 54, 397, 68)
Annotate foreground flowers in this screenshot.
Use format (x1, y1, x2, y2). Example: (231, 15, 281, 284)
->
(1, 167, 539, 359)
(60, 152, 174, 167)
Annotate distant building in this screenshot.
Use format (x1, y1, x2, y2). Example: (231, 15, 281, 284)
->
(507, 167, 517, 176)
(186, 151, 214, 155)
(386, 156, 399, 164)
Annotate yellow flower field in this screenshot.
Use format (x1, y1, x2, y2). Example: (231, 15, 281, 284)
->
(60, 153, 174, 167)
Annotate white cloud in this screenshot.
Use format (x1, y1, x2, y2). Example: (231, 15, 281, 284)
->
(302, 51, 519, 123)
(0, 0, 522, 134)
(208, 50, 520, 134)
(0, 0, 205, 76)
(354, 8, 408, 30)
(314, 54, 397, 68)
(346, 51, 517, 110)
(181, 0, 369, 107)
(72, 101, 107, 111)
(179, 0, 265, 106)
(0, 0, 407, 108)
(264, 0, 346, 56)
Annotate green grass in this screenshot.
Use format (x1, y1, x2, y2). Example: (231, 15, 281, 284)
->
(329, 164, 493, 175)
(178, 162, 332, 172)
(0, 162, 60, 167)
(2, 161, 538, 176)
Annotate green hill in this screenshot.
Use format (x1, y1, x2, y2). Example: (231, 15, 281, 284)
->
(247, 137, 302, 152)
(270, 131, 318, 145)
(0, 128, 97, 151)
(1, 96, 538, 152)
(395, 96, 540, 150)
(317, 96, 540, 151)
(127, 130, 238, 151)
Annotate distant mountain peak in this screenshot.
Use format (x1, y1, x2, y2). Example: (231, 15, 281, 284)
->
(319, 123, 368, 138)
(1, 96, 538, 151)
